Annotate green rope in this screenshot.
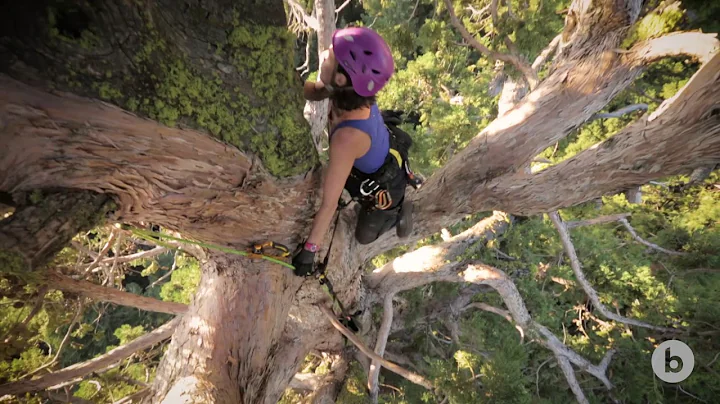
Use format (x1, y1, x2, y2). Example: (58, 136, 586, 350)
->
(122, 224, 296, 270)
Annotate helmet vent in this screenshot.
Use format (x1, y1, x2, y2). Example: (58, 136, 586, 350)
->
(349, 50, 357, 61)
(363, 50, 373, 56)
(371, 69, 381, 75)
(362, 65, 367, 74)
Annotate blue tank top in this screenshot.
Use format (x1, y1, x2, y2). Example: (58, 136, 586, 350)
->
(331, 104, 389, 174)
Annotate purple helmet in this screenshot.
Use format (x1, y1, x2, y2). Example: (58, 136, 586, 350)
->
(332, 27, 395, 97)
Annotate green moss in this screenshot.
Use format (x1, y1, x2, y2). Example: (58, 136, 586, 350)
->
(28, 190, 43, 205)
(623, 2, 684, 47)
(95, 82, 123, 101)
(227, 19, 316, 176)
(0, 250, 27, 276)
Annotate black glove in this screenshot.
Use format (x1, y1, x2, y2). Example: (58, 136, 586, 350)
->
(292, 247, 316, 277)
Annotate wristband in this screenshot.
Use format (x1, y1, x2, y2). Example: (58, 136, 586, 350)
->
(304, 242, 319, 253)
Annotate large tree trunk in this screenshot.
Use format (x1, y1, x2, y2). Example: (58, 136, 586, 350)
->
(1, 0, 719, 401)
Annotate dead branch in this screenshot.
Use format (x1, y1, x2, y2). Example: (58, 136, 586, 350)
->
(566, 213, 632, 229)
(591, 103, 648, 120)
(549, 212, 678, 332)
(618, 218, 687, 256)
(443, 0, 539, 89)
(84, 227, 118, 274)
(48, 272, 188, 315)
(556, 355, 589, 404)
(0, 317, 179, 396)
(100, 246, 167, 265)
(369, 294, 395, 402)
(285, 0, 319, 32)
(23, 301, 85, 378)
(368, 211, 510, 296)
(111, 387, 150, 404)
(532, 34, 562, 72)
(317, 305, 434, 390)
(462, 302, 524, 342)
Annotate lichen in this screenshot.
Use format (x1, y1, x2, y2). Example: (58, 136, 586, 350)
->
(623, 2, 684, 48)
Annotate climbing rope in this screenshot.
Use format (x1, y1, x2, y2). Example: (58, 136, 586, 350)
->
(120, 224, 295, 270)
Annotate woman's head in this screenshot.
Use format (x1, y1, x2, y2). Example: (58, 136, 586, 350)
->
(332, 27, 394, 97)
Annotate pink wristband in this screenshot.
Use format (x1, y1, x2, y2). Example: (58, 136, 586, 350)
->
(304, 242, 319, 253)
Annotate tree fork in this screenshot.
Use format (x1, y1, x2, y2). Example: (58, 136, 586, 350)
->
(0, 190, 112, 273)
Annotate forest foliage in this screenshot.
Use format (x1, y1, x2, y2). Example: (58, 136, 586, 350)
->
(1, 0, 718, 403)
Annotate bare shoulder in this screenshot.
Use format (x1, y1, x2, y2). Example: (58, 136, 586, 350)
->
(331, 127, 371, 158)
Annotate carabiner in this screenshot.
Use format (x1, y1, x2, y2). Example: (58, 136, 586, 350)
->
(360, 179, 380, 196)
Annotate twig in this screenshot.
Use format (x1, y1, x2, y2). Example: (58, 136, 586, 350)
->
(462, 302, 524, 342)
(566, 213, 631, 229)
(549, 212, 678, 332)
(536, 358, 552, 397)
(148, 250, 179, 289)
(317, 304, 434, 390)
(677, 385, 708, 403)
(408, 0, 421, 23)
(618, 218, 686, 256)
(443, 0, 539, 89)
(84, 228, 118, 275)
(22, 301, 85, 378)
(100, 246, 167, 265)
(335, 0, 351, 15)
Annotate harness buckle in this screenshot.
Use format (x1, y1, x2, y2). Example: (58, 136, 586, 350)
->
(359, 179, 380, 196)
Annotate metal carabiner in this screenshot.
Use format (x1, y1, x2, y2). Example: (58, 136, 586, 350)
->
(359, 179, 380, 196)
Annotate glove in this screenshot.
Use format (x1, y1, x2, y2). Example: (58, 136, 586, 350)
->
(292, 247, 316, 277)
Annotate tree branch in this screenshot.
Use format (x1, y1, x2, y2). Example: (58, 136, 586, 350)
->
(443, 0, 539, 89)
(618, 218, 687, 255)
(0, 318, 179, 396)
(99, 246, 167, 265)
(48, 272, 187, 314)
(84, 227, 118, 274)
(633, 31, 719, 65)
(532, 35, 562, 72)
(317, 305, 434, 390)
(590, 103, 648, 120)
(549, 212, 678, 332)
(369, 294, 394, 403)
(566, 213, 632, 229)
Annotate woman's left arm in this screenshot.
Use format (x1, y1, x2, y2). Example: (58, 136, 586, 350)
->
(306, 129, 362, 245)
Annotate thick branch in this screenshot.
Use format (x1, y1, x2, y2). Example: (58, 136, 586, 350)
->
(47, 272, 188, 315)
(635, 32, 719, 64)
(0, 318, 179, 396)
(318, 305, 434, 390)
(549, 212, 677, 332)
(443, 0, 539, 89)
(489, 51, 720, 214)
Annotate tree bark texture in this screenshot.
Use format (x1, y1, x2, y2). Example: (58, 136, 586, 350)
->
(0, 0, 719, 402)
(149, 253, 328, 404)
(0, 190, 111, 272)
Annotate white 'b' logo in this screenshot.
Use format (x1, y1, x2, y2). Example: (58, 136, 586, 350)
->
(651, 340, 694, 383)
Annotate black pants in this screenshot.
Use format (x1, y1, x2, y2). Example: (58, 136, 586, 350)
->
(353, 167, 407, 245)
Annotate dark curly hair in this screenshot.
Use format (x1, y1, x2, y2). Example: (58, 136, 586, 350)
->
(330, 65, 376, 111)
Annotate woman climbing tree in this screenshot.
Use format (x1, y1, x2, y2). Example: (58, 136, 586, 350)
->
(293, 27, 414, 276)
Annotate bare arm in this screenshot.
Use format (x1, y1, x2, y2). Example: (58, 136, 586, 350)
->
(306, 129, 369, 245)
